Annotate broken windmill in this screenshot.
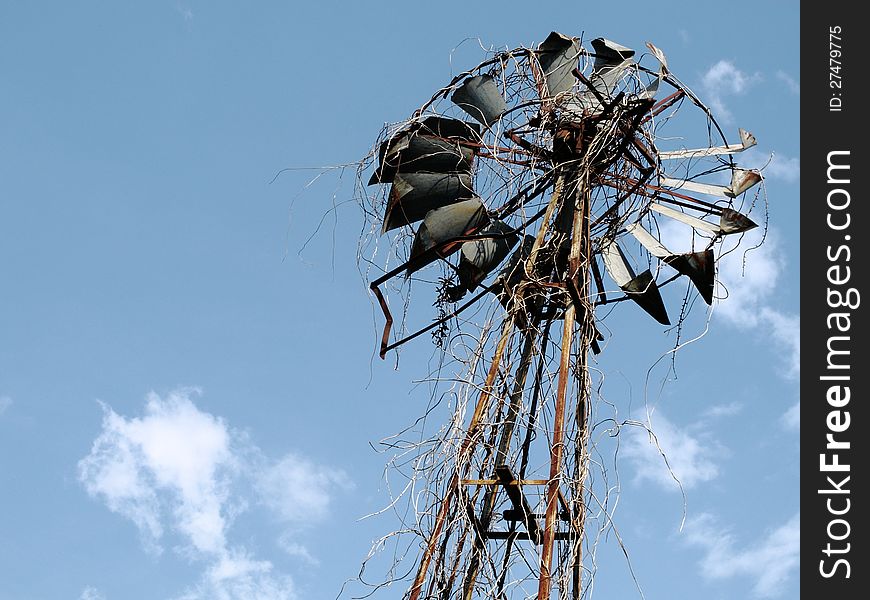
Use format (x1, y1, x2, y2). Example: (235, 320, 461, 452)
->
(357, 31, 765, 600)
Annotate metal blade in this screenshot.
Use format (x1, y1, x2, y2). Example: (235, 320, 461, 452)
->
(658, 128, 758, 160)
(600, 239, 635, 287)
(451, 75, 508, 126)
(627, 222, 715, 304)
(664, 249, 716, 305)
(407, 198, 488, 274)
(370, 116, 480, 185)
(625, 222, 670, 258)
(370, 134, 475, 184)
(660, 176, 730, 197)
(457, 220, 520, 291)
(384, 172, 475, 232)
(537, 31, 581, 97)
(728, 168, 762, 197)
(623, 270, 671, 325)
(590, 37, 635, 67)
(719, 208, 758, 234)
(649, 203, 721, 234)
(645, 41, 668, 73)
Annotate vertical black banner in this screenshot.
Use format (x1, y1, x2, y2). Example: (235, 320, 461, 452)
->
(802, 3, 867, 597)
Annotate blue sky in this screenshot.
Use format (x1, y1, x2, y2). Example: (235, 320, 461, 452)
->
(0, 2, 799, 599)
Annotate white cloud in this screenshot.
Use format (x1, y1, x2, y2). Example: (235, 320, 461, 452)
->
(0, 395, 11, 416)
(80, 586, 106, 600)
(740, 148, 800, 184)
(775, 70, 800, 95)
(781, 402, 800, 431)
(656, 220, 800, 379)
(621, 409, 720, 491)
(257, 454, 350, 525)
(683, 512, 800, 597)
(176, 550, 296, 600)
(715, 229, 800, 378)
(79, 389, 349, 600)
(702, 401, 743, 419)
(176, 5, 194, 21)
(700, 60, 761, 123)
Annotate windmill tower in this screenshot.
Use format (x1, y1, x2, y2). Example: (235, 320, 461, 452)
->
(359, 32, 764, 600)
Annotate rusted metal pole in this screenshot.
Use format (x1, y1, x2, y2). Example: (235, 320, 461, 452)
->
(538, 172, 588, 600)
(408, 316, 515, 600)
(461, 328, 538, 600)
(458, 173, 566, 600)
(537, 304, 575, 600)
(570, 177, 592, 600)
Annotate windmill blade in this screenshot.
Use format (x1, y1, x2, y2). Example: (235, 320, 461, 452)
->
(626, 222, 715, 305)
(638, 42, 667, 99)
(638, 75, 661, 100)
(566, 38, 636, 113)
(536, 31, 581, 97)
(370, 134, 475, 184)
(645, 41, 668, 74)
(600, 238, 670, 324)
(660, 176, 731, 197)
(370, 116, 480, 184)
(662, 168, 761, 198)
(739, 128, 757, 148)
(591, 37, 635, 67)
(590, 38, 635, 97)
(658, 127, 757, 159)
(622, 270, 670, 325)
(728, 168, 762, 197)
(600, 239, 635, 287)
(664, 250, 716, 305)
(624, 222, 670, 258)
(451, 75, 508, 126)
(457, 220, 520, 292)
(384, 172, 475, 232)
(407, 198, 488, 274)
(650, 202, 757, 237)
(649, 202, 721, 234)
(720, 207, 758, 233)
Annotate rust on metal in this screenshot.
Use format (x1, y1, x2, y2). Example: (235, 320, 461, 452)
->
(720, 207, 759, 233)
(664, 249, 716, 305)
(727, 168, 763, 197)
(493, 465, 542, 544)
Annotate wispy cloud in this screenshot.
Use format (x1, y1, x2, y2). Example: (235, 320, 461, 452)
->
(740, 148, 800, 184)
(683, 512, 800, 597)
(781, 402, 800, 431)
(79, 389, 349, 600)
(700, 60, 761, 123)
(175, 550, 296, 600)
(176, 5, 194, 21)
(256, 454, 351, 526)
(657, 220, 799, 379)
(621, 409, 722, 492)
(80, 586, 106, 600)
(715, 229, 800, 378)
(702, 401, 743, 419)
(0, 395, 11, 416)
(775, 70, 800, 95)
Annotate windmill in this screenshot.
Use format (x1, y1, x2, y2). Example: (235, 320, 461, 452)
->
(356, 31, 765, 600)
